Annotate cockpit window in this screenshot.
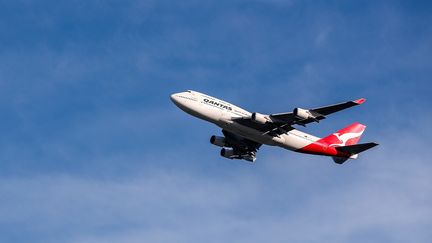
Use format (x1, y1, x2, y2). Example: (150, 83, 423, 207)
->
(177, 92, 198, 101)
(187, 90, 195, 96)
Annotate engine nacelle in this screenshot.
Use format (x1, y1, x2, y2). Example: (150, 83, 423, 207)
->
(220, 148, 235, 159)
(251, 112, 270, 124)
(210, 135, 226, 147)
(293, 108, 315, 120)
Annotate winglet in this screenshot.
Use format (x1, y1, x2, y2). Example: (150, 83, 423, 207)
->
(353, 98, 366, 104)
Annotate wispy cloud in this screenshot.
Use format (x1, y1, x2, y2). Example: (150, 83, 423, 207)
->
(1, 128, 430, 243)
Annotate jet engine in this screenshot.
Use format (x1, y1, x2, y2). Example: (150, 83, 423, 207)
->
(220, 148, 235, 159)
(251, 112, 270, 124)
(293, 108, 316, 120)
(210, 135, 226, 147)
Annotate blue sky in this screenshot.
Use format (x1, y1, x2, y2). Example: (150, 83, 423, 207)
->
(0, 0, 431, 242)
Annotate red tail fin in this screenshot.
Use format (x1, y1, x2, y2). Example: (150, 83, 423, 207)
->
(321, 122, 366, 147)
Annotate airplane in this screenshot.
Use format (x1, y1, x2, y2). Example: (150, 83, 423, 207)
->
(170, 90, 378, 164)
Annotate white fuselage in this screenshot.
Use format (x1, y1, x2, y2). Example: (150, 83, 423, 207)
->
(170, 90, 320, 151)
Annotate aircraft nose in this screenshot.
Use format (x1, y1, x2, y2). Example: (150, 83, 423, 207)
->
(170, 93, 180, 105)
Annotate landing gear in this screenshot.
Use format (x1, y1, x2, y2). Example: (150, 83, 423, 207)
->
(220, 148, 256, 163)
(241, 151, 256, 163)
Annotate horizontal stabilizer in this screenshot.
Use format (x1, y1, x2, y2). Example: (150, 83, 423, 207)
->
(336, 142, 379, 155)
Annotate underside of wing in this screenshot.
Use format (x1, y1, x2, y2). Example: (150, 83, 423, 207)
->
(233, 117, 295, 136)
(222, 129, 261, 151)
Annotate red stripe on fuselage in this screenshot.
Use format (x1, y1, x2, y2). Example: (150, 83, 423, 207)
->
(296, 142, 351, 157)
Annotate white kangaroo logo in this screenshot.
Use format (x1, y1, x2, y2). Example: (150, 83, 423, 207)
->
(329, 131, 364, 147)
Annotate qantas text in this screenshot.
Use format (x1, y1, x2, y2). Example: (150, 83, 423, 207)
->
(203, 98, 233, 111)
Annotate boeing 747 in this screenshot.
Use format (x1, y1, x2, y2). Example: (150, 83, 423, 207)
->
(170, 90, 378, 164)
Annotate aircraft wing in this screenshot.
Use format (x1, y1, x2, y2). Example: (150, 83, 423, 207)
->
(222, 129, 261, 152)
(233, 118, 295, 136)
(270, 98, 366, 126)
(233, 98, 365, 135)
